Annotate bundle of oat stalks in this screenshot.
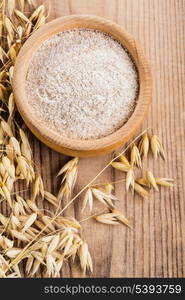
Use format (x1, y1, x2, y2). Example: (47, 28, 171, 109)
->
(0, 0, 92, 278)
(0, 0, 174, 278)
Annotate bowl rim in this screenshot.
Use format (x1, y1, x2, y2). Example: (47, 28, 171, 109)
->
(13, 14, 152, 157)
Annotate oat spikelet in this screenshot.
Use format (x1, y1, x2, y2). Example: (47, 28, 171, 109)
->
(65, 165, 78, 191)
(105, 184, 114, 194)
(1, 236, 14, 249)
(21, 142, 32, 162)
(119, 154, 130, 167)
(57, 184, 69, 201)
(130, 143, 142, 168)
(63, 234, 74, 256)
(92, 188, 117, 207)
(136, 177, 150, 187)
(57, 158, 78, 177)
(0, 70, 6, 81)
(2, 184, 12, 208)
(14, 9, 31, 24)
(57, 216, 81, 229)
(11, 215, 21, 228)
(46, 254, 56, 277)
(9, 137, 21, 156)
(32, 175, 44, 201)
(19, 128, 31, 149)
(25, 255, 34, 275)
(150, 135, 165, 160)
(8, 44, 17, 63)
(111, 161, 130, 172)
(95, 213, 119, 225)
(0, 214, 8, 226)
(2, 156, 14, 177)
(44, 191, 58, 207)
(155, 177, 174, 187)
(8, 93, 15, 117)
(57, 158, 78, 200)
(34, 15, 46, 30)
(139, 133, 149, 157)
(35, 220, 50, 234)
(126, 166, 134, 191)
(0, 47, 6, 64)
(4, 17, 15, 40)
(1, 119, 13, 137)
(146, 170, 159, 191)
(6, 248, 22, 258)
(134, 182, 149, 197)
(23, 21, 32, 37)
(19, 129, 32, 161)
(22, 213, 37, 233)
(29, 5, 45, 22)
(42, 216, 55, 232)
(31, 259, 41, 276)
(78, 241, 93, 274)
(8, 66, 14, 86)
(17, 25, 23, 40)
(47, 235, 60, 254)
(111, 209, 131, 228)
(81, 188, 93, 212)
(11, 230, 29, 242)
(58, 166, 78, 200)
(104, 184, 115, 207)
(0, 84, 6, 101)
(12, 264, 22, 278)
(17, 155, 29, 179)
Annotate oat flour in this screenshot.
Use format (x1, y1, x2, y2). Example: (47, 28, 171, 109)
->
(26, 29, 138, 140)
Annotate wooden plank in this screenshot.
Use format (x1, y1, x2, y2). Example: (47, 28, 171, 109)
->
(25, 0, 185, 277)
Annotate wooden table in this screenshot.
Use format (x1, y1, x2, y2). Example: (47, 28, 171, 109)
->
(30, 0, 185, 277)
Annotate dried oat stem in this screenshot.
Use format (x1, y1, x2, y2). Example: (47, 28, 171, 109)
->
(90, 178, 126, 187)
(79, 209, 108, 223)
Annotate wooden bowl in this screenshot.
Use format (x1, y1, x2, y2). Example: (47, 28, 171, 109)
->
(13, 15, 152, 157)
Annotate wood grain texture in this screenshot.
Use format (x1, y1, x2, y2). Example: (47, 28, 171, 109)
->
(27, 0, 184, 277)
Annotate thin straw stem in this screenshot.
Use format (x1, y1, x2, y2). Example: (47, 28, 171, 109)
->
(79, 209, 107, 223)
(90, 177, 126, 187)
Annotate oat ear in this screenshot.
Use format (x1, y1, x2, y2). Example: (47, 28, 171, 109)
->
(146, 170, 159, 191)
